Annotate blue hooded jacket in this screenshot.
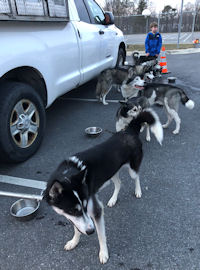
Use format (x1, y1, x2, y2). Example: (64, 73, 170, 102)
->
(145, 32, 162, 56)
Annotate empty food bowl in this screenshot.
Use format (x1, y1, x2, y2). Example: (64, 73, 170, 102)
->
(10, 198, 40, 221)
(168, 77, 176, 83)
(85, 127, 102, 137)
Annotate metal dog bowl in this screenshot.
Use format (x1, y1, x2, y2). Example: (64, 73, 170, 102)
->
(85, 127, 102, 137)
(168, 77, 176, 83)
(10, 198, 40, 221)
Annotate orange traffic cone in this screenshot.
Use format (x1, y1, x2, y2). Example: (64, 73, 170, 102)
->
(159, 46, 169, 74)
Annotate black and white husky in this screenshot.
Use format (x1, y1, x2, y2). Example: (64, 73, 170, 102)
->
(139, 83, 195, 134)
(44, 109, 163, 264)
(116, 97, 152, 141)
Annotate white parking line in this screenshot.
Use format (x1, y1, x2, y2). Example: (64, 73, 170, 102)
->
(0, 175, 46, 190)
(180, 33, 187, 39)
(183, 33, 192, 42)
(165, 35, 174, 39)
(61, 97, 121, 103)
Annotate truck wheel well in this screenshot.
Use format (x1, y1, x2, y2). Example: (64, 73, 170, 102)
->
(0, 67, 47, 107)
(119, 42, 126, 58)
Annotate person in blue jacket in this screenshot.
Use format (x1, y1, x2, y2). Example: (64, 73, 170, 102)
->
(145, 22, 162, 59)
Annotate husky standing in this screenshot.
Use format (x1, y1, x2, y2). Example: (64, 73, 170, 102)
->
(96, 66, 134, 105)
(139, 83, 195, 134)
(44, 109, 163, 264)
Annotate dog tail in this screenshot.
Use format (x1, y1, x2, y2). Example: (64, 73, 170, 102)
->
(179, 89, 195, 109)
(130, 108, 163, 145)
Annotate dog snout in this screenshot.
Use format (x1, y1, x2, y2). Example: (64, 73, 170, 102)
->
(86, 227, 95, 235)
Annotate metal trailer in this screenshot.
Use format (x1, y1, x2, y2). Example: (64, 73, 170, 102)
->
(0, 0, 69, 21)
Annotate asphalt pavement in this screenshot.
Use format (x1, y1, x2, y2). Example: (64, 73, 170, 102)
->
(0, 53, 200, 270)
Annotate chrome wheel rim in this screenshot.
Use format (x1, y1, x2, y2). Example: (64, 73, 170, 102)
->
(10, 99, 39, 148)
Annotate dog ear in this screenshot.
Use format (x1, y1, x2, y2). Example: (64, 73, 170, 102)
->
(49, 181, 63, 199)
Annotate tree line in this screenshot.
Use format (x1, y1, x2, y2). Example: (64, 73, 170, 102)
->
(103, 0, 200, 17)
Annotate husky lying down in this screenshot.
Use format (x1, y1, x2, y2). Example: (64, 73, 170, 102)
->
(44, 109, 163, 264)
(132, 52, 161, 79)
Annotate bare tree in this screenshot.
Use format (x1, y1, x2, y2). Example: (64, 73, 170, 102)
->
(104, 0, 137, 16)
(148, 1, 156, 16)
(162, 5, 178, 31)
(184, 2, 195, 11)
(195, 0, 200, 11)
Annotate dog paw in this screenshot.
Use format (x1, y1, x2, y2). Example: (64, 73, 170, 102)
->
(146, 136, 151, 142)
(107, 197, 117, 208)
(162, 124, 168, 129)
(64, 240, 78, 251)
(99, 250, 109, 264)
(117, 86, 121, 93)
(135, 189, 142, 198)
(140, 126, 145, 133)
(173, 130, 179, 135)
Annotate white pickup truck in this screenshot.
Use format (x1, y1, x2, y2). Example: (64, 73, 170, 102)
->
(0, 0, 126, 162)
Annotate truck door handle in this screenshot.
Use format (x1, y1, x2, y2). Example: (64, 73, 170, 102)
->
(99, 30, 104, 35)
(77, 29, 81, 38)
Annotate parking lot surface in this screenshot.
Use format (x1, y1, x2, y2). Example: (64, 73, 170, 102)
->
(125, 32, 200, 45)
(0, 53, 200, 270)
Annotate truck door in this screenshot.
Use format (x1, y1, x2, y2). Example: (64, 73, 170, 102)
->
(73, 0, 102, 83)
(86, 0, 116, 69)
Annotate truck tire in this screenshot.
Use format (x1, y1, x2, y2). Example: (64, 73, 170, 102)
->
(116, 48, 125, 67)
(0, 81, 46, 163)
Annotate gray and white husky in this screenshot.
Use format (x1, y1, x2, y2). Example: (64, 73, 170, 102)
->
(139, 82, 195, 134)
(96, 66, 134, 105)
(121, 76, 145, 100)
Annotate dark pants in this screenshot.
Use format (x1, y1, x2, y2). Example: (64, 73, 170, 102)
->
(139, 55, 157, 63)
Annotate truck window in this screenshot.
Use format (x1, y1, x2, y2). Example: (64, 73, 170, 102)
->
(74, 0, 91, 23)
(87, 0, 105, 24)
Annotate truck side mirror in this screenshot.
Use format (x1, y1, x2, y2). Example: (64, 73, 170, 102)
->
(104, 12, 114, 25)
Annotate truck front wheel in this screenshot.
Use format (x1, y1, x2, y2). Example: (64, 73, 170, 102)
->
(0, 81, 46, 163)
